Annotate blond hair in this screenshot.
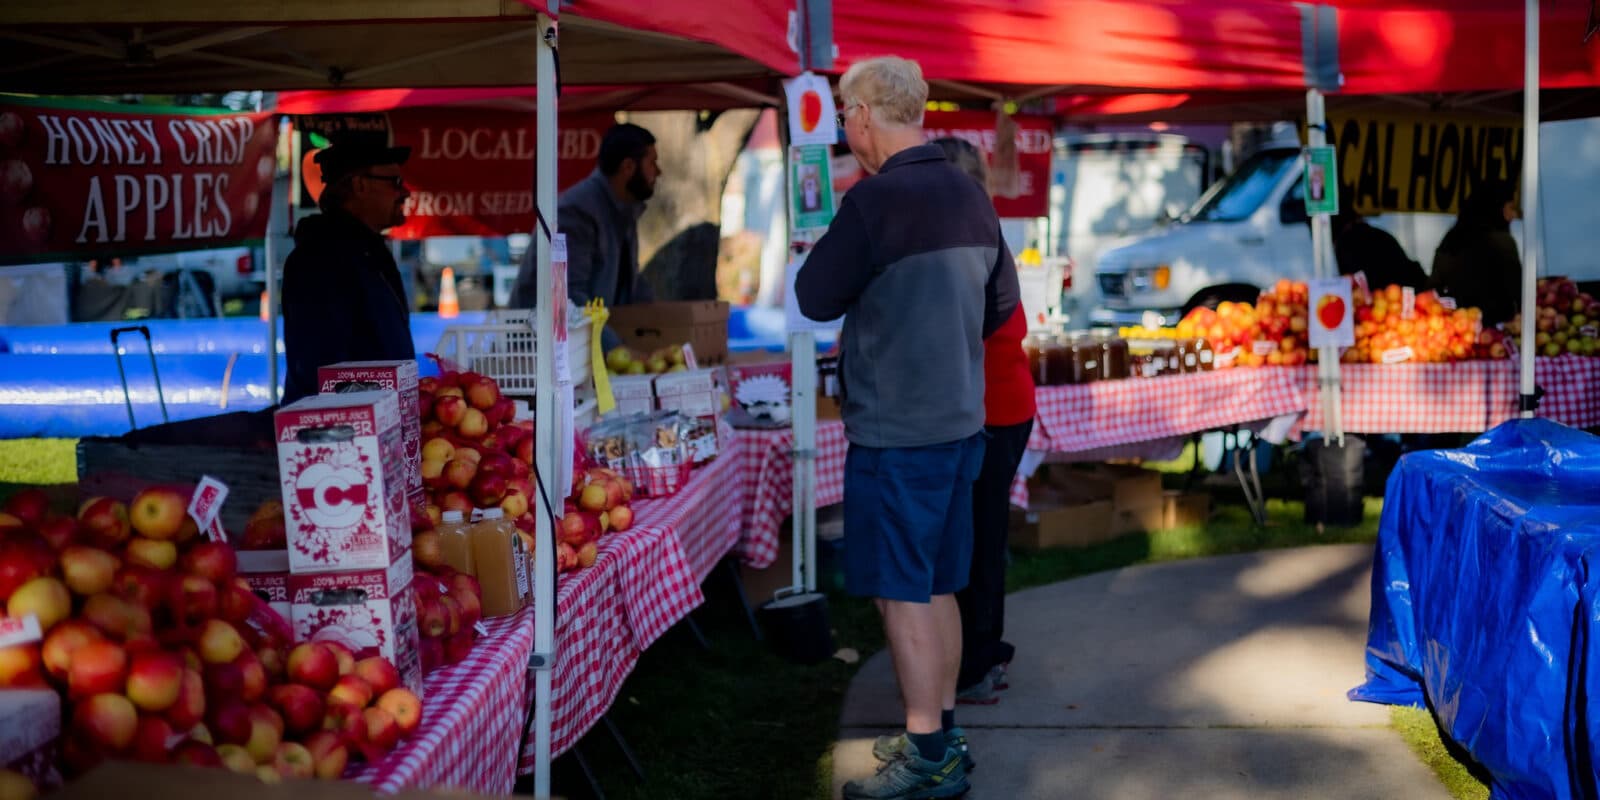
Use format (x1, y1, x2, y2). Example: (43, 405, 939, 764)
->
(839, 56, 927, 128)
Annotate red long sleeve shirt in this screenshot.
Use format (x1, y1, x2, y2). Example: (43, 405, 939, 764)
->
(984, 304, 1036, 426)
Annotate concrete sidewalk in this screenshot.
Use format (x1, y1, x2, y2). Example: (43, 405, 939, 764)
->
(832, 544, 1451, 799)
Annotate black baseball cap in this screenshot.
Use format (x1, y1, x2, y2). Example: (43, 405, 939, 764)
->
(313, 142, 411, 184)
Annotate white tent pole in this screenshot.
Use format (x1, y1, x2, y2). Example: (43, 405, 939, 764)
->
(531, 10, 558, 800)
(1306, 88, 1343, 444)
(274, 119, 299, 403)
(1520, 0, 1541, 416)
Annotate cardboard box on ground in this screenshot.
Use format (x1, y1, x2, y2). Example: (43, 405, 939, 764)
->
(608, 301, 730, 365)
(1012, 464, 1211, 550)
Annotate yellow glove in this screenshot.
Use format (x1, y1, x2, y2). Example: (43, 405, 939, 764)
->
(584, 299, 616, 415)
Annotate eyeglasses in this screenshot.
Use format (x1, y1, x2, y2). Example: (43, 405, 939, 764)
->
(835, 102, 863, 128)
(360, 173, 406, 190)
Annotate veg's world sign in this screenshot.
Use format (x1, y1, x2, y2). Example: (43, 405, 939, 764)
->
(0, 100, 277, 264)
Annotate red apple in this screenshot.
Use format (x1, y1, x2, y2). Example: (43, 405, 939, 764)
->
(8, 576, 70, 632)
(244, 705, 284, 764)
(443, 458, 478, 491)
(469, 472, 507, 507)
(362, 706, 401, 752)
(58, 545, 118, 597)
(287, 642, 339, 691)
(437, 490, 473, 515)
(2, 488, 50, 528)
(197, 619, 246, 665)
(130, 715, 175, 763)
(457, 408, 489, 439)
(451, 588, 483, 628)
(323, 701, 368, 752)
(375, 688, 422, 736)
(125, 651, 183, 712)
(181, 541, 238, 584)
(241, 501, 286, 550)
(128, 486, 188, 540)
(124, 537, 177, 571)
(328, 674, 374, 710)
(77, 497, 131, 547)
(218, 580, 256, 624)
(36, 514, 79, 551)
(412, 531, 445, 570)
(0, 644, 44, 687)
(172, 740, 223, 769)
(268, 683, 325, 735)
(303, 730, 350, 779)
(421, 437, 455, 463)
(417, 595, 448, 639)
(166, 668, 206, 730)
(81, 592, 152, 640)
(577, 541, 598, 569)
(444, 629, 474, 664)
(217, 743, 257, 775)
(439, 595, 462, 636)
(74, 693, 139, 754)
(275, 741, 315, 779)
(0, 537, 51, 605)
(464, 376, 500, 411)
(577, 483, 608, 512)
(41, 620, 103, 681)
(418, 637, 444, 674)
(433, 395, 467, 427)
(608, 505, 634, 532)
(111, 565, 168, 610)
(236, 650, 268, 703)
(208, 697, 253, 745)
(169, 574, 219, 626)
(324, 640, 356, 677)
(353, 656, 401, 697)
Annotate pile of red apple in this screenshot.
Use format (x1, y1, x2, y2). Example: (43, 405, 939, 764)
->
(1175, 302, 1264, 366)
(553, 467, 636, 575)
(0, 487, 420, 787)
(416, 371, 536, 543)
(1503, 277, 1600, 357)
(1345, 283, 1489, 364)
(405, 566, 483, 674)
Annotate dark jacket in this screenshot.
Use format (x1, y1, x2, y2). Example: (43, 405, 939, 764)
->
(281, 210, 415, 403)
(1429, 225, 1522, 325)
(1334, 220, 1427, 290)
(796, 144, 1020, 448)
(512, 169, 655, 311)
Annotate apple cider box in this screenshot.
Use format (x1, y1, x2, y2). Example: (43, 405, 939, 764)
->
(274, 391, 412, 574)
(289, 554, 422, 695)
(317, 361, 423, 515)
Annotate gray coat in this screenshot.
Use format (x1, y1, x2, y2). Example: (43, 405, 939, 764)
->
(512, 170, 654, 314)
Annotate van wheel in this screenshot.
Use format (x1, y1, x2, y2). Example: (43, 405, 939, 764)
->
(1184, 285, 1259, 316)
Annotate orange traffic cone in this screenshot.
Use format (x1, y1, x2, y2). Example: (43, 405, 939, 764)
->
(439, 267, 459, 319)
(259, 290, 270, 322)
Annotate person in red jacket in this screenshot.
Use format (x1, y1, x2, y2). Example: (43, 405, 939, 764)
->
(929, 137, 1037, 705)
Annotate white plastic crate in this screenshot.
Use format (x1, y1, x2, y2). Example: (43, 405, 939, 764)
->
(433, 309, 593, 398)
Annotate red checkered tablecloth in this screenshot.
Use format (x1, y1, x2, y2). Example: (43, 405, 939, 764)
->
(733, 424, 848, 569)
(1297, 356, 1600, 433)
(352, 609, 537, 794)
(637, 447, 744, 582)
(1030, 368, 1307, 453)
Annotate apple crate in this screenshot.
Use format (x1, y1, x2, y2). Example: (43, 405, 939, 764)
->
(76, 410, 280, 540)
(433, 310, 593, 398)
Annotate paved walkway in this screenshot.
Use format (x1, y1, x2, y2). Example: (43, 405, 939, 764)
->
(832, 544, 1451, 799)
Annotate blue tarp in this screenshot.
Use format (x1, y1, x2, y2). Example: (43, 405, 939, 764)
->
(1351, 418, 1600, 800)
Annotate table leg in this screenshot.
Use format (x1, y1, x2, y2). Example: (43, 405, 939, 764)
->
(603, 714, 648, 782)
(1228, 429, 1268, 527)
(569, 743, 607, 800)
(724, 557, 764, 642)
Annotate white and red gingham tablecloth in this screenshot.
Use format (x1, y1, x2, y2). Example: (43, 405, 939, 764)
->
(349, 453, 740, 791)
(1296, 355, 1600, 434)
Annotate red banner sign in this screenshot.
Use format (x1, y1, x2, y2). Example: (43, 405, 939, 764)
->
(303, 109, 613, 240)
(922, 111, 1053, 219)
(0, 102, 277, 264)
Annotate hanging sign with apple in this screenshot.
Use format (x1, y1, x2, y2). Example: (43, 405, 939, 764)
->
(1309, 277, 1355, 349)
(782, 72, 838, 147)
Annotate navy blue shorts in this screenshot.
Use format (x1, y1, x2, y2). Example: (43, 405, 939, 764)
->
(842, 432, 987, 603)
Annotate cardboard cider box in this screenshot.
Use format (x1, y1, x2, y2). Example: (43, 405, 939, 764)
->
(237, 549, 292, 623)
(318, 361, 423, 513)
(274, 391, 412, 574)
(289, 553, 422, 695)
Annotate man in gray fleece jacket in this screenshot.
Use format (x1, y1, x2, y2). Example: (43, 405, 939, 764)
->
(796, 56, 1019, 800)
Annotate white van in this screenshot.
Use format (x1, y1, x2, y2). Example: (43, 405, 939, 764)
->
(1043, 133, 1211, 326)
(1090, 118, 1600, 326)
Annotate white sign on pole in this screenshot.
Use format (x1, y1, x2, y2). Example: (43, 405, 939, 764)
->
(551, 234, 570, 383)
(783, 72, 838, 147)
(784, 255, 845, 334)
(1308, 278, 1355, 349)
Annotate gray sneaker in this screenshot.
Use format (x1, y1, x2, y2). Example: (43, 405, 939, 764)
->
(844, 745, 970, 799)
(872, 728, 975, 773)
(955, 672, 999, 705)
(988, 662, 1009, 691)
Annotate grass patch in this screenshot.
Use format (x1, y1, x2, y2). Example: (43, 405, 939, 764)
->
(556, 494, 1388, 800)
(1391, 706, 1490, 800)
(0, 439, 79, 499)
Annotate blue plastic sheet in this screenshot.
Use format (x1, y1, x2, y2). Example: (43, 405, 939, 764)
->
(1351, 419, 1600, 800)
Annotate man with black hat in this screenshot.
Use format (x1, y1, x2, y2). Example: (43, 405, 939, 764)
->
(281, 142, 415, 403)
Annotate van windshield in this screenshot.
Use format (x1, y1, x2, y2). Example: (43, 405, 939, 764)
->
(1186, 149, 1298, 223)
